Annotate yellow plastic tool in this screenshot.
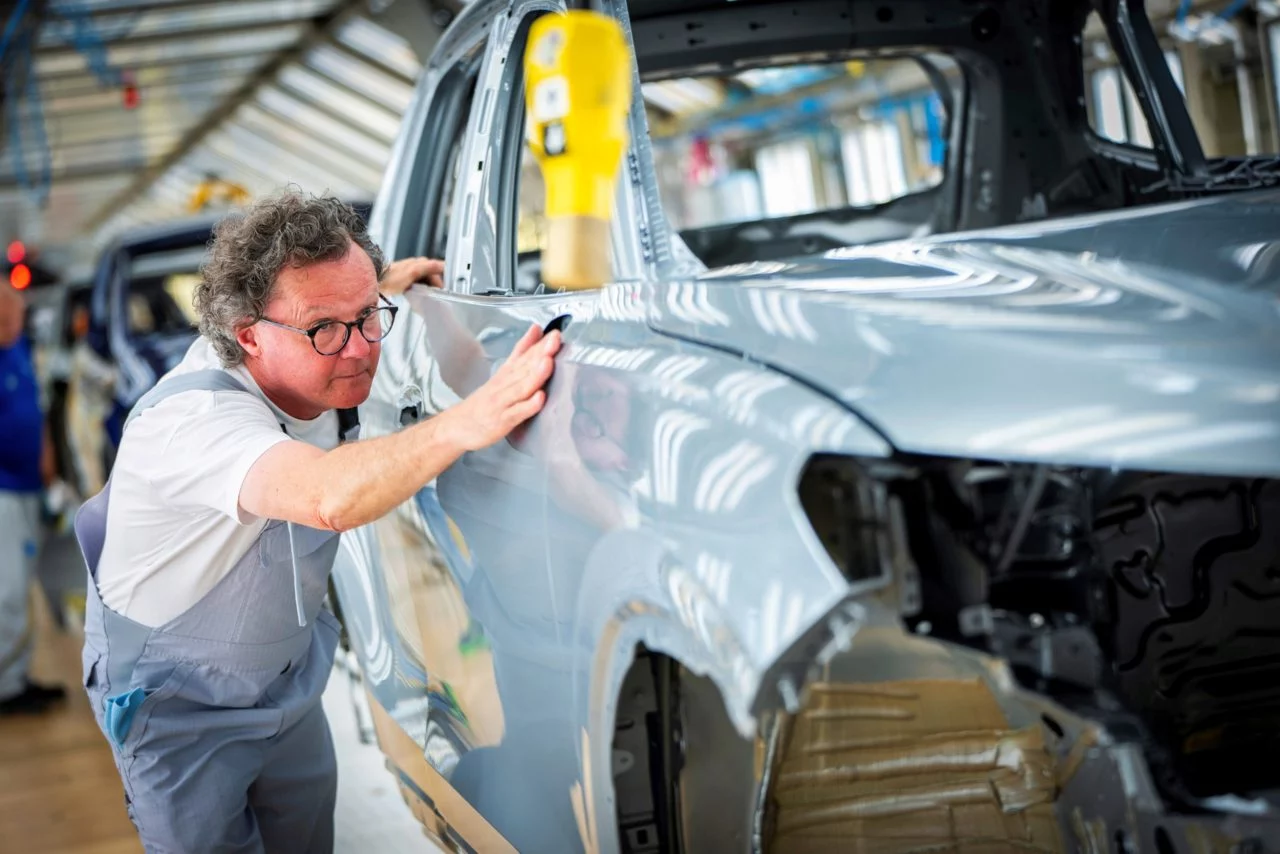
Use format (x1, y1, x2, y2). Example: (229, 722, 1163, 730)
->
(524, 10, 632, 290)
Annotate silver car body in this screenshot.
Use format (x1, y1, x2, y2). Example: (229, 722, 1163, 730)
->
(332, 0, 1280, 851)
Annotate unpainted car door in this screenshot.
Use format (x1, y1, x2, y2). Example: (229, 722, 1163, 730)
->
(335, 5, 611, 851)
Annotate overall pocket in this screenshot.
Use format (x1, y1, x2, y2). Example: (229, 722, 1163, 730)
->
(104, 661, 192, 756)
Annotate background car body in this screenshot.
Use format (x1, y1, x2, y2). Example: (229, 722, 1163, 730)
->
(86, 215, 217, 457)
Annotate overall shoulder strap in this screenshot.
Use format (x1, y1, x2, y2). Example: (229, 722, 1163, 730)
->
(123, 369, 251, 433)
(337, 407, 360, 443)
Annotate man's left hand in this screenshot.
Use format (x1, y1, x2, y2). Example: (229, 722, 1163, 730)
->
(380, 257, 445, 295)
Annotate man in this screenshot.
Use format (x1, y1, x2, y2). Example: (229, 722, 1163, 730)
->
(76, 191, 559, 853)
(0, 284, 66, 714)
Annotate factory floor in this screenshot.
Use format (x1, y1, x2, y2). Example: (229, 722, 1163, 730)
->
(0, 530, 441, 853)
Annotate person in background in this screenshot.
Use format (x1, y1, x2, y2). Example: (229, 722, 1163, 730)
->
(0, 284, 66, 714)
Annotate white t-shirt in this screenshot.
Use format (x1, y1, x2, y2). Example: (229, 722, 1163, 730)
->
(96, 338, 340, 627)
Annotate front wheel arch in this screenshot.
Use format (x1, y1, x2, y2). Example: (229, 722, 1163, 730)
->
(610, 647, 760, 854)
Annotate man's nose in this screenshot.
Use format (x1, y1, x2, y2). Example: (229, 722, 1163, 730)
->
(340, 326, 372, 358)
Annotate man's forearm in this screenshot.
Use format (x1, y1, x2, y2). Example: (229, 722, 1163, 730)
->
(311, 414, 466, 532)
(245, 411, 470, 533)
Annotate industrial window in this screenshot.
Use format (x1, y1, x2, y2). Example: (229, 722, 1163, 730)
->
(1086, 56, 1178, 147)
(1082, 8, 1275, 157)
(756, 140, 817, 218)
(841, 120, 912, 207)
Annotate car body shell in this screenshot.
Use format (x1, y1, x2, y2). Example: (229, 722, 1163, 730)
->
(329, 0, 1280, 851)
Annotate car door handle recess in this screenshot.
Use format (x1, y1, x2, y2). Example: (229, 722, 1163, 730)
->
(544, 314, 572, 335)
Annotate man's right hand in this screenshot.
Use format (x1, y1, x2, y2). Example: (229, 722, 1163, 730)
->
(440, 323, 562, 452)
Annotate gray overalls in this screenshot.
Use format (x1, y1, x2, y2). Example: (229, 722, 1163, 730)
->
(76, 370, 359, 854)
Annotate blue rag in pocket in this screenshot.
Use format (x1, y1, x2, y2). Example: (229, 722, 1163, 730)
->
(103, 687, 149, 749)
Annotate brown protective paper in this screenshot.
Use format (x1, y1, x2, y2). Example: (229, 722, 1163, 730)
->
(767, 678, 1065, 854)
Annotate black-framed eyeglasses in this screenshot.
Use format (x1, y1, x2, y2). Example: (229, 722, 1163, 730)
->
(258, 294, 399, 356)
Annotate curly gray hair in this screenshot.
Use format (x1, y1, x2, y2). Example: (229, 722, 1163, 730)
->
(195, 189, 385, 366)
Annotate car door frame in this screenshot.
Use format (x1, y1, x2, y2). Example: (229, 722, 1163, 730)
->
(356, 2, 739, 851)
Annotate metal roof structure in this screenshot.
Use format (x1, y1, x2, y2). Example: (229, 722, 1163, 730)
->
(0, 0, 1255, 280)
(1, 0, 457, 278)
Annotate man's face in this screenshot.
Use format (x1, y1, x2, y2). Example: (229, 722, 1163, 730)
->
(238, 242, 382, 415)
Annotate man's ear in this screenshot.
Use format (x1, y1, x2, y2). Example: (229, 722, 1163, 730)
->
(236, 323, 262, 359)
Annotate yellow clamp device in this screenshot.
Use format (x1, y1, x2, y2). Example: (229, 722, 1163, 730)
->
(187, 176, 250, 213)
(524, 10, 632, 290)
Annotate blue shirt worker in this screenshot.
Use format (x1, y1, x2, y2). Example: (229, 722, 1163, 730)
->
(76, 191, 560, 853)
(0, 284, 66, 715)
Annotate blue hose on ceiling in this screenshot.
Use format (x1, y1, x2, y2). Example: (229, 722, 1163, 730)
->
(6, 22, 52, 206)
(3, 0, 51, 206)
(0, 0, 31, 67)
(1215, 0, 1251, 22)
(53, 0, 138, 88)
